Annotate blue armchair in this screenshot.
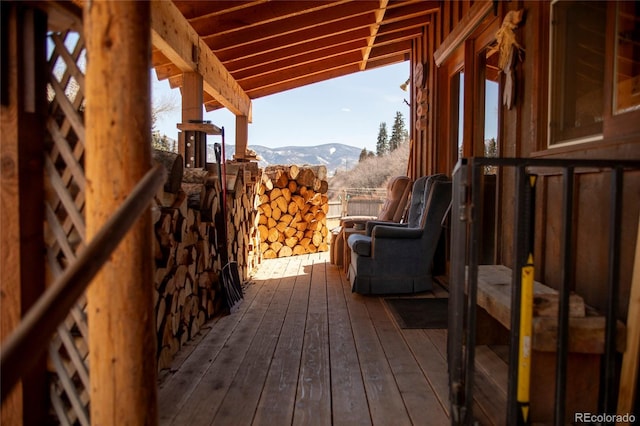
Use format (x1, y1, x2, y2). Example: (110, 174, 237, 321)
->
(346, 175, 451, 294)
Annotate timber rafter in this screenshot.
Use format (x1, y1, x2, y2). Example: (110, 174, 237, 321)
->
(151, 0, 439, 112)
(150, 0, 252, 118)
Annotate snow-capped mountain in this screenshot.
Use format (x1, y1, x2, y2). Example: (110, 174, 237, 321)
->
(214, 143, 364, 175)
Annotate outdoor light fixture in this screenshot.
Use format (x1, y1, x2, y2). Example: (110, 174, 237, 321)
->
(400, 77, 410, 91)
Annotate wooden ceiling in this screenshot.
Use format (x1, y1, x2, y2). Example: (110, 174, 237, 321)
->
(151, 0, 439, 113)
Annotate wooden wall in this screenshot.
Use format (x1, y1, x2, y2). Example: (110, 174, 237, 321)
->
(500, 1, 640, 319)
(409, 0, 640, 320)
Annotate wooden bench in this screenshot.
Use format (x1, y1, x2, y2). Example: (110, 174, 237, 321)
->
(476, 265, 626, 353)
(474, 265, 626, 423)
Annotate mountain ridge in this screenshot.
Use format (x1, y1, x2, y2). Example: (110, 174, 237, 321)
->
(215, 142, 365, 175)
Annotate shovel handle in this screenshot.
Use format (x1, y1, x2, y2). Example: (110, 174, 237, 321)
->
(214, 143, 222, 168)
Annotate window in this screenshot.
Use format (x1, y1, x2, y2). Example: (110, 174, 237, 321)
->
(483, 44, 499, 174)
(614, 1, 640, 114)
(548, 1, 607, 146)
(455, 70, 464, 160)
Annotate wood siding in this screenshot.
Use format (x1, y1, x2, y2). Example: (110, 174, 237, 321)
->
(412, 0, 640, 321)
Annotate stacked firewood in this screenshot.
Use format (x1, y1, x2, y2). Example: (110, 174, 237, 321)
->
(257, 165, 330, 258)
(152, 150, 261, 370)
(220, 161, 262, 281)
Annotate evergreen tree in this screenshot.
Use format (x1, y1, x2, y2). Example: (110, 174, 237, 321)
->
(359, 147, 369, 162)
(484, 137, 497, 157)
(389, 111, 407, 151)
(484, 137, 498, 174)
(376, 122, 389, 156)
(152, 131, 172, 151)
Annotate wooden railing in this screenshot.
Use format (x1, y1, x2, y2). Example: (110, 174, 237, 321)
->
(0, 164, 166, 399)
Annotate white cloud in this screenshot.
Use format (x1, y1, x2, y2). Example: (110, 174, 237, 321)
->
(341, 107, 351, 112)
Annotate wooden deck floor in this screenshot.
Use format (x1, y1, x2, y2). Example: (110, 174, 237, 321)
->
(157, 252, 503, 425)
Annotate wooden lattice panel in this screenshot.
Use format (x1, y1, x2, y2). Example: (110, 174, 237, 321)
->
(44, 29, 90, 426)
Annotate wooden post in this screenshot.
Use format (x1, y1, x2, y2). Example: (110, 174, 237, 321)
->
(235, 115, 249, 160)
(84, 1, 158, 424)
(180, 72, 203, 167)
(0, 3, 47, 424)
(617, 214, 640, 422)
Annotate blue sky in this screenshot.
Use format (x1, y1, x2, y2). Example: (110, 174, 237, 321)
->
(152, 62, 411, 153)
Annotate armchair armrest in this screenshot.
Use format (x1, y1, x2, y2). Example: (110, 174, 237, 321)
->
(371, 225, 422, 239)
(341, 215, 376, 228)
(366, 220, 406, 235)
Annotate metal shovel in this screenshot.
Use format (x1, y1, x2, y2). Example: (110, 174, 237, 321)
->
(214, 136, 243, 312)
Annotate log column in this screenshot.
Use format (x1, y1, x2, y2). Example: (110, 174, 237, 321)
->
(84, 1, 157, 424)
(235, 114, 249, 160)
(180, 72, 203, 167)
(0, 4, 47, 424)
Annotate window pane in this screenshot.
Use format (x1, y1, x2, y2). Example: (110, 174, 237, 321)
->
(549, 1, 606, 145)
(484, 46, 499, 175)
(458, 71, 464, 158)
(614, 2, 640, 114)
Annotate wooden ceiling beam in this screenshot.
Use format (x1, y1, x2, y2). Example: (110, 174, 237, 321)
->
(189, 1, 348, 37)
(150, 0, 252, 118)
(364, 53, 409, 70)
(212, 13, 376, 61)
(174, 0, 268, 20)
(155, 28, 420, 84)
(243, 63, 363, 101)
(153, 62, 181, 82)
(360, 0, 389, 71)
(378, 15, 431, 36)
(237, 51, 364, 90)
(203, 54, 407, 112)
(373, 28, 424, 47)
(151, 49, 171, 68)
(382, 1, 439, 23)
(223, 27, 372, 73)
(232, 39, 368, 80)
(369, 40, 412, 61)
(203, 2, 379, 51)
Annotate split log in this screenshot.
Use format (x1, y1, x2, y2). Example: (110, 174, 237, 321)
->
(181, 167, 209, 184)
(288, 165, 299, 180)
(257, 165, 330, 258)
(153, 149, 184, 194)
(152, 160, 262, 371)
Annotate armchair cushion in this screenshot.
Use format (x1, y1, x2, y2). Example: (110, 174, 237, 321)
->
(349, 234, 372, 256)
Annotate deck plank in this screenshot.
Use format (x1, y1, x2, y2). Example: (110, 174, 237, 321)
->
(367, 297, 450, 425)
(326, 258, 371, 425)
(252, 255, 313, 426)
(212, 257, 298, 425)
(400, 327, 452, 415)
(340, 273, 413, 425)
(294, 255, 332, 425)
(158, 252, 454, 426)
(157, 262, 268, 424)
(169, 260, 282, 426)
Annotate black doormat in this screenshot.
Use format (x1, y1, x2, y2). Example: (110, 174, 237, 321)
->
(384, 297, 449, 329)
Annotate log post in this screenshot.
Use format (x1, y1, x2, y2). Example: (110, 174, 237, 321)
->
(84, 1, 157, 424)
(180, 72, 203, 168)
(0, 4, 48, 424)
(235, 114, 249, 160)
